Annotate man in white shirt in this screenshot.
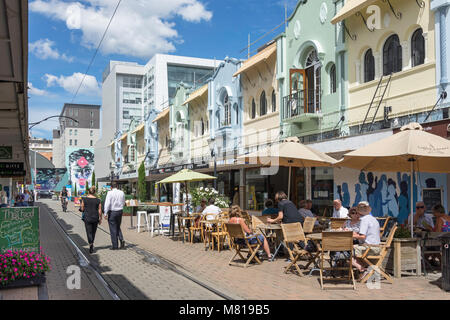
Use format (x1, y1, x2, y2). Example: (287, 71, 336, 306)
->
(352, 202, 381, 277)
(104, 182, 126, 250)
(332, 199, 349, 218)
(408, 201, 434, 231)
(202, 198, 222, 220)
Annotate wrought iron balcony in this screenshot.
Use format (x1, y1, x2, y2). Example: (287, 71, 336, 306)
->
(282, 91, 322, 123)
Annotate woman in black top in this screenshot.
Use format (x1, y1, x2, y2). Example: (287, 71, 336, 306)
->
(267, 191, 303, 224)
(81, 187, 102, 253)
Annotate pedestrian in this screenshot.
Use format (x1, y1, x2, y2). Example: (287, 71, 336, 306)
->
(81, 187, 103, 254)
(104, 182, 126, 250)
(0, 191, 8, 208)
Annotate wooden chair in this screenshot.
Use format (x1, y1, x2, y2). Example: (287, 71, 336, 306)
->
(330, 218, 347, 230)
(320, 231, 356, 290)
(359, 223, 398, 284)
(303, 217, 317, 234)
(203, 214, 218, 249)
(177, 215, 190, 242)
(281, 223, 318, 276)
(376, 216, 392, 239)
(189, 215, 204, 244)
(225, 222, 262, 268)
(210, 219, 231, 252)
(241, 211, 252, 228)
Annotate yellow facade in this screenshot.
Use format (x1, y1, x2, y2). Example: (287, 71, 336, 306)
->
(239, 44, 280, 152)
(186, 85, 210, 163)
(344, 0, 436, 127)
(156, 109, 171, 168)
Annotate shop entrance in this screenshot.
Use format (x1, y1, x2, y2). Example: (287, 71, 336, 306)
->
(292, 168, 306, 207)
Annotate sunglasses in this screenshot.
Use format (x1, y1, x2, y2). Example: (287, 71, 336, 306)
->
(416, 206, 425, 209)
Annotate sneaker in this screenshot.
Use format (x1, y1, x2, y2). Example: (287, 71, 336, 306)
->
(89, 245, 94, 254)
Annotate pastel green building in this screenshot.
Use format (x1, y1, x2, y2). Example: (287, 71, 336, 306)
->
(170, 83, 192, 165)
(277, 0, 348, 142)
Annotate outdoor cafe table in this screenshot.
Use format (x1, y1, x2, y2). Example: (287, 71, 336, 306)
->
(258, 224, 285, 262)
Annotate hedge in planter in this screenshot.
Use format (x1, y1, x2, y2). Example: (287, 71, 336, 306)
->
(0, 249, 51, 287)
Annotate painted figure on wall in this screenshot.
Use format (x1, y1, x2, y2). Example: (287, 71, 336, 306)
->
(386, 178, 399, 218)
(353, 184, 362, 207)
(68, 149, 95, 192)
(359, 172, 368, 202)
(342, 183, 350, 209)
(398, 180, 410, 224)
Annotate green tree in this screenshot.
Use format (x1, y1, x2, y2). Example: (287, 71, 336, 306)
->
(138, 161, 146, 202)
(74, 184, 78, 197)
(86, 181, 90, 192)
(91, 172, 96, 190)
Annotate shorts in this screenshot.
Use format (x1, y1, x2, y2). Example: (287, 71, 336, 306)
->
(235, 234, 264, 246)
(353, 244, 381, 257)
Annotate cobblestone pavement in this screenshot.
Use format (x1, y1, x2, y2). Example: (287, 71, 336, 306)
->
(40, 200, 225, 300)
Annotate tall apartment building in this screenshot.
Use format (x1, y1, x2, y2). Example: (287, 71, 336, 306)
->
(53, 103, 100, 191)
(96, 54, 217, 183)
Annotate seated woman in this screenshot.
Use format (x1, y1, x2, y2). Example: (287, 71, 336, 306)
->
(229, 205, 272, 261)
(343, 207, 361, 234)
(433, 204, 450, 232)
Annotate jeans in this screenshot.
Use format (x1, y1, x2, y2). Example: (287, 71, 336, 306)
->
(84, 221, 99, 245)
(108, 210, 124, 249)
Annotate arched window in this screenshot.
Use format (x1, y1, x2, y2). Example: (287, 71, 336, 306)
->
(223, 92, 231, 126)
(272, 90, 276, 112)
(411, 28, 425, 67)
(260, 91, 267, 116)
(251, 99, 256, 119)
(364, 49, 375, 82)
(330, 64, 336, 93)
(383, 34, 402, 75)
(305, 49, 322, 113)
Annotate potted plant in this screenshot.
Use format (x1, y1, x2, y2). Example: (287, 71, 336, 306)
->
(191, 187, 230, 209)
(382, 224, 422, 278)
(0, 249, 51, 288)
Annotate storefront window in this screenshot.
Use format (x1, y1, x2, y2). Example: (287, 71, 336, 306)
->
(311, 167, 334, 216)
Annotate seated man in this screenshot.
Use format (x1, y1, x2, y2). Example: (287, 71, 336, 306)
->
(333, 199, 349, 218)
(298, 200, 320, 226)
(202, 198, 222, 220)
(262, 199, 278, 215)
(195, 198, 207, 214)
(408, 201, 434, 231)
(352, 202, 381, 279)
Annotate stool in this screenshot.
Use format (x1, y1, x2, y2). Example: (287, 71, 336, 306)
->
(149, 213, 160, 237)
(137, 211, 149, 233)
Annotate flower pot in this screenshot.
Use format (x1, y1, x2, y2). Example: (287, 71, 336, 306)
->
(382, 238, 422, 278)
(0, 273, 46, 289)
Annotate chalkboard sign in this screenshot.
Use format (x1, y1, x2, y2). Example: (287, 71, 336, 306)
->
(423, 188, 442, 214)
(0, 207, 40, 253)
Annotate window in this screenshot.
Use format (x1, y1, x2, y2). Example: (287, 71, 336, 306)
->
(411, 28, 425, 67)
(383, 34, 402, 75)
(364, 49, 375, 82)
(272, 90, 276, 112)
(74, 109, 78, 117)
(74, 140, 77, 146)
(90, 111, 94, 118)
(260, 91, 267, 116)
(330, 64, 336, 93)
(90, 140, 93, 147)
(90, 130, 93, 137)
(251, 99, 256, 119)
(90, 120, 94, 128)
(69, 139, 72, 146)
(122, 76, 142, 88)
(69, 129, 72, 136)
(223, 92, 231, 126)
(69, 109, 73, 116)
(74, 129, 77, 136)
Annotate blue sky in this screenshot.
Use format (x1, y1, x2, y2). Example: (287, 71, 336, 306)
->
(28, 0, 297, 139)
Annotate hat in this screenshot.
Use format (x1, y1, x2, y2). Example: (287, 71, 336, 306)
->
(357, 201, 372, 215)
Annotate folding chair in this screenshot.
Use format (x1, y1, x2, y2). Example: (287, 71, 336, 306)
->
(376, 216, 392, 239)
(320, 231, 356, 290)
(330, 218, 347, 230)
(225, 223, 262, 268)
(359, 223, 398, 284)
(177, 215, 191, 243)
(303, 217, 317, 234)
(211, 219, 230, 252)
(281, 223, 318, 277)
(189, 215, 204, 244)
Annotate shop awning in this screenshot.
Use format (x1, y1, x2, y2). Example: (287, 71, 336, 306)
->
(153, 108, 169, 123)
(233, 43, 276, 77)
(131, 123, 145, 134)
(183, 84, 208, 106)
(120, 133, 128, 141)
(331, 0, 378, 24)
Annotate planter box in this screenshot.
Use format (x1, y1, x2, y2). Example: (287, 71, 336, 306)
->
(0, 273, 46, 289)
(382, 238, 421, 278)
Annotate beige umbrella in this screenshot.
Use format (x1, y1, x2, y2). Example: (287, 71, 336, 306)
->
(239, 137, 337, 199)
(336, 122, 450, 235)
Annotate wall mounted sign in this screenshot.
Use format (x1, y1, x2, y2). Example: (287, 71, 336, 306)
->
(0, 147, 12, 160)
(0, 163, 25, 177)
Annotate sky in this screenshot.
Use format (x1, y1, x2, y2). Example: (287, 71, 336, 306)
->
(28, 0, 298, 140)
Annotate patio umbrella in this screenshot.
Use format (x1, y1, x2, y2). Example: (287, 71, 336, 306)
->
(158, 169, 217, 215)
(336, 122, 450, 236)
(239, 137, 337, 200)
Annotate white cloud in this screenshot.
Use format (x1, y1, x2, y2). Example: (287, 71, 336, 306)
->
(29, 39, 74, 62)
(28, 106, 63, 139)
(44, 72, 101, 96)
(28, 82, 50, 96)
(29, 0, 213, 59)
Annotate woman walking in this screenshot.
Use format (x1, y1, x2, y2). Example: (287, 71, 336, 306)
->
(81, 187, 102, 254)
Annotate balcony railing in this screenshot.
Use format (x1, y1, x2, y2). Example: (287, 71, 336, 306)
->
(282, 90, 321, 121)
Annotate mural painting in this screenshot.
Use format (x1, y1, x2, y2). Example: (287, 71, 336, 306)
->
(35, 168, 67, 191)
(334, 168, 448, 224)
(66, 148, 95, 192)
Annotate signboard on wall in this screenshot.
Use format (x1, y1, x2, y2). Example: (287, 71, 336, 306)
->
(423, 188, 442, 214)
(0, 162, 25, 177)
(0, 207, 40, 253)
(0, 147, 12, 160)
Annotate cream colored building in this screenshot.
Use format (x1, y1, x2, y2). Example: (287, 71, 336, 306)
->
(154, 108, 171, 168)
(332, 0, 438, 132)
(234, 42, 280, 153)
(184, 85, 210, 164)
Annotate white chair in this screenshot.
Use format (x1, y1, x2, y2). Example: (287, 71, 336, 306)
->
(149, 213, 160, 237)
(137, 211, 150, 233)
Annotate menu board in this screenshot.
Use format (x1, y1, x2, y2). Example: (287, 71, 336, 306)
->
(423, 188, 442, 214)
(0, 207, 40, 253)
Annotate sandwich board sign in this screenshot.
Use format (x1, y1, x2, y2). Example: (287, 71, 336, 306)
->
(0, 207, 40, 253)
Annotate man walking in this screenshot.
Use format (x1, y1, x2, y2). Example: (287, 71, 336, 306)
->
(104, 182, 126, 250)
